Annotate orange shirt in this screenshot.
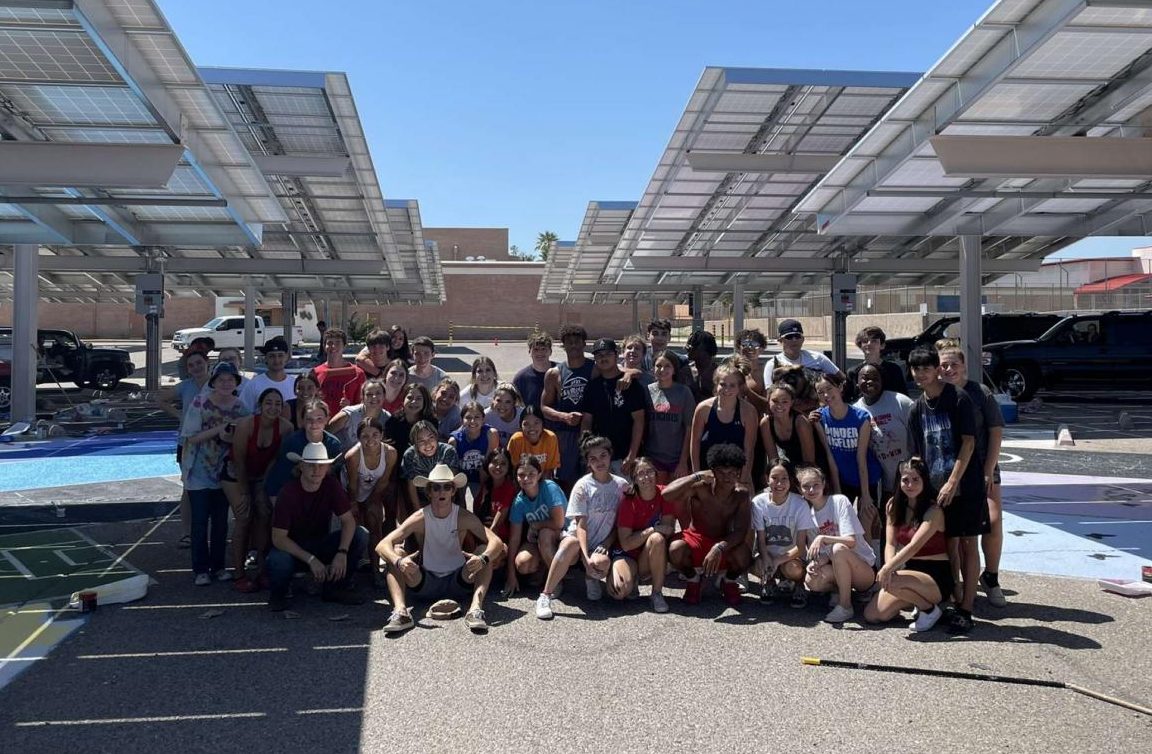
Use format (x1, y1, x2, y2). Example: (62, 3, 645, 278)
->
(507, 429, 560, 473)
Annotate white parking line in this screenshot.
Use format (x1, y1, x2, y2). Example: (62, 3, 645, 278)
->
(313, 644, 370, 651)
(296, 708, 364, 715)
(15, 712, 267, 727)
(53, 550, 78, 567)
(122, 602, 266, 610)
(77, 648, 288, 660)
(0, 550, 33, 578)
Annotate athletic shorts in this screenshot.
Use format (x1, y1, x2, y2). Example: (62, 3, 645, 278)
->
(556, 429, 583, 482)
(944, 491, 991, 538)
(410, 566, 473, 603)
(674, 527, 727, 570)
(649, 457, 678, 474)
(904, 558, 954, 601)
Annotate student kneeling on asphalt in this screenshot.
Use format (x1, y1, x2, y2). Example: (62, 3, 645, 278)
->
(267, 442, 369, 612)
(377, 463, 507, 634)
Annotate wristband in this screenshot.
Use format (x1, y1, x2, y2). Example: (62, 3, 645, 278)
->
(479, 553, 490, 565)
(712, 541, 728, 552)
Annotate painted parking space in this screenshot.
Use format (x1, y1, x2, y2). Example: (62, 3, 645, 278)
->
(0, 529, 141, 607)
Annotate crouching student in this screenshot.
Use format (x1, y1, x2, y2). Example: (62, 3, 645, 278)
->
(663, 443, 754, 607)
(752, 458, 816, 608)
(535, 435, 628, 620)
(377, 464, 506, 634)
(503, 455, 567, 598)
(610, 457, 676, 613)
(799, 466, 876, 623)
(863, 457, 952, 632)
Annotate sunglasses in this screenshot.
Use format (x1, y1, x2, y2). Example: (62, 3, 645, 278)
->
(427, 482, 455, 492)
(781, 333, 804, 341)
(739, 340, 761, 349)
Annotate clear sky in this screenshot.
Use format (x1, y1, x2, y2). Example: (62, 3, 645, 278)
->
(157, 0, 1149, 261)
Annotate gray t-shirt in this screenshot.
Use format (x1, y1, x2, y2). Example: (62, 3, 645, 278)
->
(854, 391, 915, 491)
(408, 365, 448, 394)
(643, 382, 696, 466)
(963, 379, 1004, 469)
(565, 473, 628, 549)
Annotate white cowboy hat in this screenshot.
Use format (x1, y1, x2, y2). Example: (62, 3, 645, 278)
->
(287, 441, 337, 465)
(413, 463, 467, 489)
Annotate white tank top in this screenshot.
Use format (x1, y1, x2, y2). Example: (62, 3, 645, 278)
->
(354, 444, 388, 503)
(422, 504, 466, 576)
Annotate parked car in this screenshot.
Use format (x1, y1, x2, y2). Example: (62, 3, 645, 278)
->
(882, 313, 1064, 368)
(0, 328, 136, 392)
(171, 315, 304, 352)
(982, 311, 1152, 401)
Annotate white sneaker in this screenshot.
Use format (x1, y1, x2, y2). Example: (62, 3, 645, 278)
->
(650, 592, 669, 614)
(535, 593, 554, 620)
(194, 573, 211, 586)
(585, 578, 603, 600)
(824, 604, 854, 623)
(213, 569, 232, 582)
(909, 604, 943, 633)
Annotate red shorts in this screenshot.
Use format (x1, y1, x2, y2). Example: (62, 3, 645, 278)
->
(675, 527, 727, 570)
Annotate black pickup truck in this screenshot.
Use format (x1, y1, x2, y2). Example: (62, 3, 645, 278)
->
(982, 311, 1152, 401)
(883, 313, 1063, 368)
(0, 328, 136, 399)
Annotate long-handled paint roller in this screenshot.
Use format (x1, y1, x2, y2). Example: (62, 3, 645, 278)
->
(801, 657, 1152, 717)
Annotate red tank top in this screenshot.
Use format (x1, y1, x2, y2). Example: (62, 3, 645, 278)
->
(895, 521, 947, 558)
(241, 418, 282, 478)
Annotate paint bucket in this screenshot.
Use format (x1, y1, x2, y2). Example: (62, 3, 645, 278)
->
(78, 591, 98, 613)
(1143, 566, 1152, 584)
(996, 393, 1018, 424)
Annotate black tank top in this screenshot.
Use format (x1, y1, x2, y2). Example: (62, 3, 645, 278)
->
(699, 400, 744, 468)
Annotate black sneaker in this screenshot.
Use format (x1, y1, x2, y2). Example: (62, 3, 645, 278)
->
(946, 608, 974, 635)
(789, 587, 809, 609)
(268, 593, 289, 612)
(323, 587, 365, 606)
(760, 580, 779, 604)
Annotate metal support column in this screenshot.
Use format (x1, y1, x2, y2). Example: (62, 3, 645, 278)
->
(830, 273, 858, 371)
(10, 244, 39, 422)
(338, 299, 347, 332)
(281, 290, 296, 352)
(243, 278, 257, 370)
(631, 298, 639, 333)
(691, 286, 704, 332)
(135, 258, 164, 392)
(959, 235, 983, 373)
(650, 299, 658, 323)
(733, 282, 745, 335)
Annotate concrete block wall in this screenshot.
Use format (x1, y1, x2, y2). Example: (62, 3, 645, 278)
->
(0, 296, 215, 339)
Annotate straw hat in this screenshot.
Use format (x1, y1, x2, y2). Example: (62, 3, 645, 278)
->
(287, 442, 336, 465)
(413, 463, 466, 489)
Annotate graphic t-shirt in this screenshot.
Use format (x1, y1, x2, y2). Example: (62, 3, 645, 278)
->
(811, 493, 876, 566)
(909, 383, 982, 502)
(819, 404, 883, 489)
(582, 375, 646, 461)
(313, 362, 366, 417)
(565, 473, 629, 548)
(854, 391, 914, 491)
(644, 382, 696, 466)
(451, 425, 493, 484)
(750, 492, 817, 559)
(509, 479, 567, 526)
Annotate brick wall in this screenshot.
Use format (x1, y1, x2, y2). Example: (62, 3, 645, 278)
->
(0, 296, 216, 339)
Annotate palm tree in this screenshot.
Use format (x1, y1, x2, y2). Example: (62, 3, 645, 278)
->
(535, 231, 559, 261)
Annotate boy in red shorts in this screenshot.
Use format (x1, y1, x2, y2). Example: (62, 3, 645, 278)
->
(663, 443, 753, 606)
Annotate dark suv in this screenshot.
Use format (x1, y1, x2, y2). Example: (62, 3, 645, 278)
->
(981, 311, 1152, 401)
(0, 328, 135, 394)
(883, 313, 1063, 370)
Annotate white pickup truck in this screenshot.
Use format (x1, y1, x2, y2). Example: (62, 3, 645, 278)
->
(171, 315, 305, 353)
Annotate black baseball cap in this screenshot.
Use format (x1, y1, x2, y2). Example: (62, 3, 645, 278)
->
(778, 319, 804, 338)
(591, 338, 618, 354)
(259, 337, 290, 354)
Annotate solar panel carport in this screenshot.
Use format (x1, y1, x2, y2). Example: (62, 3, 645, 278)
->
(0, 0, 433, 422)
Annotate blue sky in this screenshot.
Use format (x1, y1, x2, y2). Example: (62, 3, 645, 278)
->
(158, 0, 1148, 261)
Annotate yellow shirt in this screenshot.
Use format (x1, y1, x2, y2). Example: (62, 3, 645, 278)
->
(507, 429, 560, 473)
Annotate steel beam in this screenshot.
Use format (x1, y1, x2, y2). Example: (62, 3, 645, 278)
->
(959, 236, 983, 371)
(933, 135, 1152, 179)
(0, 142, 183, 188)
(626, 256, 1042, 274)
(685, 152, 842, 174)
(10, 244, 39, 423)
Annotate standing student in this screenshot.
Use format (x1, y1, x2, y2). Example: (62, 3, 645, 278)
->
(328, 379, 389, 452)
(181, 362, 250, 586)
(642, 319, 694, 385)
(541, 325, 595, 490)
(752, 458, 816, 607)
(386, 325, 413, 366)
(863, 457, 952, 632)
(384, 383, 435, 465)
(344, 416, 396, 584)
(761, 319, 843, 390)
(643, 350, 696, 483)
(799, 466, 876, 624)
(407, 336, 447, 393)
(353, 329, 392, 378)
(535, 436, 628, 619)
(938, 344, 1006, 608)
(844, 326, 908, 402)
(484, 383, 524, 447)
(285, 372, 320, 431)
(264, 398, 343, 504)
(907, 347, 986, 635)
(225, 387, 293, 591)
(610, 457, 676, 613)
(512, 332, 555, 412)
(690, 362, 757, 483)
(685, 330, 719, 404)
(159, 350, 210, 549)
(813, 372, 882, 536)
(465, 356, 500, 409)
(239, 337, 295, 410)
(853, 364, 914, 501)
(621, 335, 655, 387)
(379, 359, 409, 415)
(734, 329, 771, 414)
(507, 405, 560, 478)
(431, 377, 463, 439)
(581, 338, 647, 475)
(312, 328, 366, 416)
(759, 382, 817, 469)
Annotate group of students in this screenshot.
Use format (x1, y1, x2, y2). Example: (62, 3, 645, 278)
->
(166, 316, 1006, 636)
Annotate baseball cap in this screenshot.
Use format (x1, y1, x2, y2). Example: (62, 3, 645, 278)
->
(590, 338, 618, 355)
(777, 319, 804, 338)
(259, 337, 290, 355)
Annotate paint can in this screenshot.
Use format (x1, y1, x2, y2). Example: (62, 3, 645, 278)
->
(1143, 566, 1152, 584)
(79, 591, 98, 613)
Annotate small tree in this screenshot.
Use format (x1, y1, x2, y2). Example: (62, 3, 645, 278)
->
(508, 244, 533, 261)
(535, 231, 559, 261)
(346, 312, 375, 345)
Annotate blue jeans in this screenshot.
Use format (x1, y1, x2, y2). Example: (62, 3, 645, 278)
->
(266, 526, 369, 599)
(188, 488, 229, 576)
